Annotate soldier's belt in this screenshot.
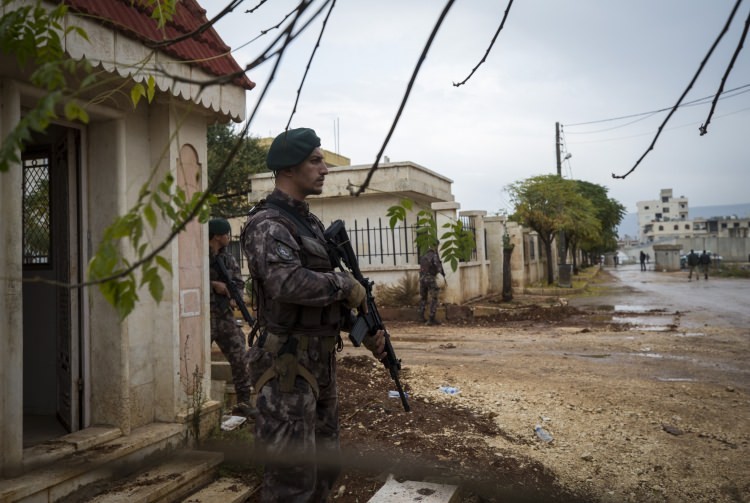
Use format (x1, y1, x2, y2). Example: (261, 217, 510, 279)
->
(252, 331, 337, 404)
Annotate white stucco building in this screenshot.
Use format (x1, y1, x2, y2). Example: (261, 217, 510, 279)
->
(0, 0, 251, 483)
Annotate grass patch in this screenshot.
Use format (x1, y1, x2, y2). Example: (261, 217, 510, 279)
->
(711, 263, 750, 279)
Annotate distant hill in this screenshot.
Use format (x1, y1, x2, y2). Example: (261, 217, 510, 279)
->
(618, 203, 750, 239)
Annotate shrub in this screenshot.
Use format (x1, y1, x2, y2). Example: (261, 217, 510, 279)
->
(375, 272, 420, 307)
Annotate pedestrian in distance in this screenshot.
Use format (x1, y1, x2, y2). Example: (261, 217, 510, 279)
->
(699, 249, 711, 280)
(208, 218, 255, 417)
(687, 249, 700, 281)
(240, 128, 386, 502)
(418, 242, 446, 325)
(640, 250, 647, 271)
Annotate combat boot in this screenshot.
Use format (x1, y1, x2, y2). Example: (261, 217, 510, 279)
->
(232, 401, 257, 418)
(233, 393, 257, 418)
(427, 317, 441, 326)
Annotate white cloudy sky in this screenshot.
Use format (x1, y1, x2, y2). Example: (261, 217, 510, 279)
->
(206, 0, 750, 215)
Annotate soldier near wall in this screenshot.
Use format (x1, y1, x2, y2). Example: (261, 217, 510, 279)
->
(208, 218, 254, 417)
(418, 243, 445, 325)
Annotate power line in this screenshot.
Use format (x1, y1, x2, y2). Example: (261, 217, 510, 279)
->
(563, 83, 750, 129)
(566, 106, 750, 145)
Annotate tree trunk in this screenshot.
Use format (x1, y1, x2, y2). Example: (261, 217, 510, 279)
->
(502, 245, 514, 301)
(543, 237, 555, 285)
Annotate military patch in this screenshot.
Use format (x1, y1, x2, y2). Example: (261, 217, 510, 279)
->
(275, 242, 295, 261)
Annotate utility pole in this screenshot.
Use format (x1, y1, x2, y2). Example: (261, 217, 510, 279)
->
(556, 121, 562, 177)
(556, 122, 571, 287)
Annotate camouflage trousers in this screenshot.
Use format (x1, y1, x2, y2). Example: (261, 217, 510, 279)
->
(418, 274, 441, 319)
(211, 309, 252, 403)
(248, 334, 340, 502)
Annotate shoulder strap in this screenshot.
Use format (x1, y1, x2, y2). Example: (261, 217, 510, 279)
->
(265, 200, 317, 239)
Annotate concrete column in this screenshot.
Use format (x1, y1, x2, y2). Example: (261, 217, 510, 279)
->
(88, 118, 131, 434)
(483, 216, 506, 294)
(460, 210, 488, 295)
(507, 222, 525, 289)
(0, 79, 23, 476)
(431, 201, 460, 303)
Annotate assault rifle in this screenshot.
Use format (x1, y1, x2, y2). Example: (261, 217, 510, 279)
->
(324, 219, 411, 412)
(212, 256, 256, 327)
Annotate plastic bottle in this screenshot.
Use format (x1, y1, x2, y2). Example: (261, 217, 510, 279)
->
(534, 425, 553, 443)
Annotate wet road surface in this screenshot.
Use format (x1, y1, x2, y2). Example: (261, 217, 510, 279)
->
(574, 263, 750, 329)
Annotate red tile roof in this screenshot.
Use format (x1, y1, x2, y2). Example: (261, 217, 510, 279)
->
(63, 0, 255, 90)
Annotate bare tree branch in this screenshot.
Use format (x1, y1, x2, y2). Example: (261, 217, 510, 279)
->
(700, 7, 750, 135)
(234, 2, 297, 52)
(245, 0, 270, 14)
(286, 0, 336, 130)
(147, 0, 245, 49)
(453, 0, 514, 87)
(612, 0, 744, 180)
(355, 0, 457, 196)
(20, 2, 304, 292)
(150, 0, 326, 92)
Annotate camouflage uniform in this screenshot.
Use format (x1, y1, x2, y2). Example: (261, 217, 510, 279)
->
(240, 188, 359, 502)
(418, 248, 445, 321)
(209, 247, 253, 405)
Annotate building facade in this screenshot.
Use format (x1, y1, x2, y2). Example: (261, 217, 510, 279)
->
(0, 0, 250, 477)
(637, 188, 690, 242)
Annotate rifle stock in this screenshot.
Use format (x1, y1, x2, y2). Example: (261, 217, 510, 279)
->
(324, 220, 411, 412)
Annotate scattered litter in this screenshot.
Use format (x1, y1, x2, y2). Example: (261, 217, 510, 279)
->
(662, 423, 685, 436)
(220, 415, 247, 431)
(534, 425, 553, 443)
(439, 386, 460, 395)
(388, 390, 409, 399)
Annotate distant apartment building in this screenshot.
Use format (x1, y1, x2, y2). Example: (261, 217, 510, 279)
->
(637, 188, 750, 242)
(693, 215, 750, 239)
(637, 189, 690, 242)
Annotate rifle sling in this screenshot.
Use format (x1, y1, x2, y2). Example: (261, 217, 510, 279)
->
(265, 201, 318, 239)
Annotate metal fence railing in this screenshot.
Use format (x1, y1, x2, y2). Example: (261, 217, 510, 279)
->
(229, 216, 481, 272)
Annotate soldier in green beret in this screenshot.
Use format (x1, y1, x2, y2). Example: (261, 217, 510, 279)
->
(208, 218, 254, 417)
(241, 128, 386, 501)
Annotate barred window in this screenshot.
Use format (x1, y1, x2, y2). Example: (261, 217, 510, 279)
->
(23, 153, 52, 266)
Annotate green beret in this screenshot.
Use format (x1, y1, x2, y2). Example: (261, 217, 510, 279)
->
(266, 128, 321, 172)
(208, 218, 231, 237)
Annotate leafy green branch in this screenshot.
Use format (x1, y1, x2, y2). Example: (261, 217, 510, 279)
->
(0, 0, 91, 171)
(87, 173, 216, 319)
(0, 0, 213, 319)
(386, 199, 475, 272)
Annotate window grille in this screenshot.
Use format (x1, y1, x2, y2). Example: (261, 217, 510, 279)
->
(22, 153, 52, 266)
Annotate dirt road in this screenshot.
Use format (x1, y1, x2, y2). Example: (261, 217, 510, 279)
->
(339, 265, 749, 502)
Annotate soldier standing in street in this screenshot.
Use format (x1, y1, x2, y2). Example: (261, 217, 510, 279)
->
(418, 242, 445, 325)
(240, 128, 386, 501)
(208, 218, 254, 417)
(699, 249, 711, 280)
(687, 249, 700, 281)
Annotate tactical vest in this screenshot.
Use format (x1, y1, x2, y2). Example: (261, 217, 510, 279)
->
(242, 199, 342, 338)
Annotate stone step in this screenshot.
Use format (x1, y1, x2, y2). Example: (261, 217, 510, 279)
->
(0, 422, 185, 502)
(367, 475, 459, 503)
(87, 450, 223, 503)
(178, 476, 257, 503)
(22, 425, 122, 472)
